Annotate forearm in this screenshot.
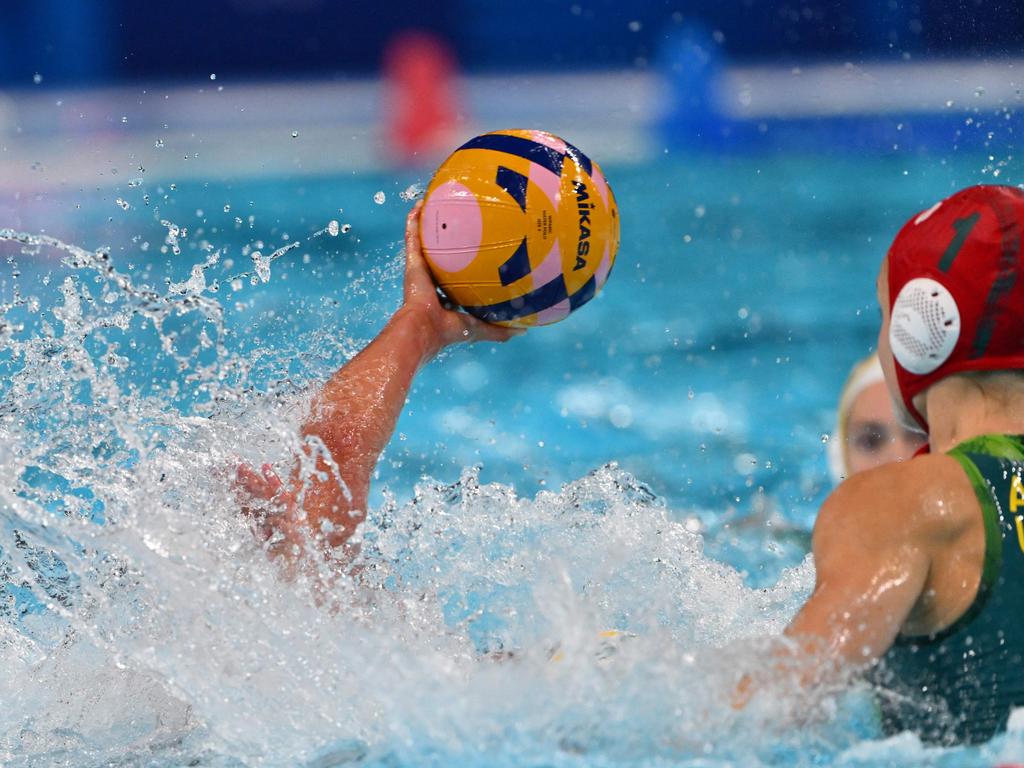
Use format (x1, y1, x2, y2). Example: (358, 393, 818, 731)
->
(239, 203, 518, 560)
(733, 570, 923, 710)
(298, 305, 441, 540)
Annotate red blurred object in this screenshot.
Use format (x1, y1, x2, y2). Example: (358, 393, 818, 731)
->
(383, 31, 462, 163)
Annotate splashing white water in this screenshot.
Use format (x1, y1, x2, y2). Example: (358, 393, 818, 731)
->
(0, 226, 959, 767)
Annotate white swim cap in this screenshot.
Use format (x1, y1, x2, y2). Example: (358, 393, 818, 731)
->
(827, 353, 885, 485)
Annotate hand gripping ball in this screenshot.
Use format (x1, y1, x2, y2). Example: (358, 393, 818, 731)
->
(419, 129, 620, 328)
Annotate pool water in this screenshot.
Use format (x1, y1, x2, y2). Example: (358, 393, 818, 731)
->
(2, 150, 1024, 767)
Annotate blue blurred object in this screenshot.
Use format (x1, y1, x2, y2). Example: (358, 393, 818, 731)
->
(654, 18, 1024, 153)
(657, 24, 729, 150)
(0, 0, 113, 86)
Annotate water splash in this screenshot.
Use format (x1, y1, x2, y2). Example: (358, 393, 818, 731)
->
(399, 184, 425, 202)
(249, 241, 300, 285)
(0, 225, 1006, 767)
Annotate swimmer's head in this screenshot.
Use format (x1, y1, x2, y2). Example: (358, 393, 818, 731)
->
(828, 353, 926, 484)
(880, 185, 1024, 431)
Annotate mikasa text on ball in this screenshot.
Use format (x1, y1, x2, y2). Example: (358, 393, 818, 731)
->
(419, 129, 620, 327)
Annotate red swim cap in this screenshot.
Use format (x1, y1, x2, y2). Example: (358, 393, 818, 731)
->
(888, 184, 1024, 430)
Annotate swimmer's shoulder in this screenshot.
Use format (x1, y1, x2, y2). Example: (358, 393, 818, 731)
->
(814, 453, 979, 554)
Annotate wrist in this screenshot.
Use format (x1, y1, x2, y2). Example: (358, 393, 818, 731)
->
(391, 304, 446, 362)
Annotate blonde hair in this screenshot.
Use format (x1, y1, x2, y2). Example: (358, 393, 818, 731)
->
(827, 353, 885, 485)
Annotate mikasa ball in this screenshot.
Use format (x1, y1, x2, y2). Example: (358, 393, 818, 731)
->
(419, 129, 620, 328)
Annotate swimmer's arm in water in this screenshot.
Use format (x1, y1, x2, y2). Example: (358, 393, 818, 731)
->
(735, 460, 949, 705)
(782, 464, 932, 672)
(238, 204, 521, 557)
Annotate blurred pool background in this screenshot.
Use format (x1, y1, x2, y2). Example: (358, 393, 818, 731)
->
(2, 2, 1024, 766)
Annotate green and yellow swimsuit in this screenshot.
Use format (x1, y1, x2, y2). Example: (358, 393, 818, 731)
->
(874, 434, 1024, 745)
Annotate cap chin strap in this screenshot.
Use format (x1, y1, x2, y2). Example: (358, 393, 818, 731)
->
(891, 390, 927, 435)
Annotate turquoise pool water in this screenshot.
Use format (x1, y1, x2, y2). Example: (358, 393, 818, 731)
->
(2, 150, 1024, 766)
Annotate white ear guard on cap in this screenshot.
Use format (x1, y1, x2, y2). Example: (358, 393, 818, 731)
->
(889, 277, 961, 375)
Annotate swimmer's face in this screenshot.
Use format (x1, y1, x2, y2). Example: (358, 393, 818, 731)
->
(844, 379, 927, 475)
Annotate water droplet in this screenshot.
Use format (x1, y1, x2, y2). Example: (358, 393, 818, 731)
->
(209, 73, 217, 81)
(821, 433, 831, 443)
(251, 251, 272, 283)
(373, 191, 386, 205)
(223, 204, 231, 213)
(733, 453, 758, 475)
(115, 198, 130, 211)
(340, 223, 352, 234)
(609, 404, 633, 429)
(327, 220, 340, 237)
(291, 130, 299, 139)
(399, 183, 425, 202)
(154, 138, 165, 148)
(32, 73, 43, 85)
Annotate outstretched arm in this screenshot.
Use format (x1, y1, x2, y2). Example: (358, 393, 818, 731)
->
(239, 204, 520, 558)
(733, 464, 934, 707)
(782, 472, 930, 672)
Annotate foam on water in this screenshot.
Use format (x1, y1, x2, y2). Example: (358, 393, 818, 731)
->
(0, 225, 1019, 768)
